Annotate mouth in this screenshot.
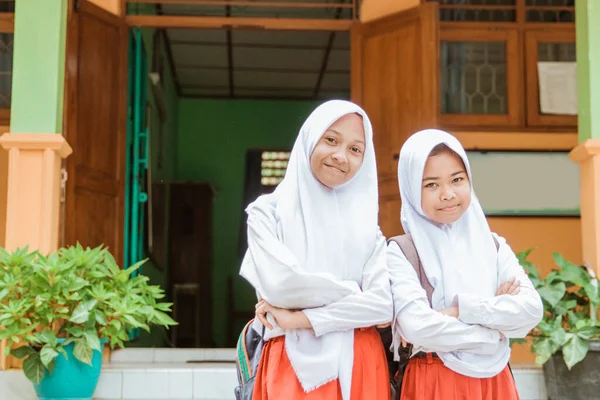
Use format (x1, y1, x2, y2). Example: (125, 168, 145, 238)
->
(439, 205, 459, 212)
(324, 164, 346, 173)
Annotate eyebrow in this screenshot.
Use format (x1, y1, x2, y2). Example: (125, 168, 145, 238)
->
(327, 128, 366, 145)
(422, 170, 466, 182)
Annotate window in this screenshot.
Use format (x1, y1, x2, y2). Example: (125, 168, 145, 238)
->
(435, 0, 575, 130)
(440, 29, 521, 127)
(525, 30, 576, 127)
(261, 151, 289, 187)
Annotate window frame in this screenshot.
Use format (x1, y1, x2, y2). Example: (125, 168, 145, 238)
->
(524, 28, 577, 128)
(439, 27, 523, 129)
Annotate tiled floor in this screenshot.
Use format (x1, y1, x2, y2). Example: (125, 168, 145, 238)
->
(0, 349, 548, 400)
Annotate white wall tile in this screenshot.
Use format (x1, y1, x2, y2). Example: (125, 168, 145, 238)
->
(94, 371, 123, 399)
(192, 368, 237, 400)
(169, 370, 194, 399)
(123, 371, 169, 399)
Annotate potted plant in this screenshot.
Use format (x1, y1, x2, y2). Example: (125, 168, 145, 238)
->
(515, 248, 600, 399)
(0, 244, 177, 400)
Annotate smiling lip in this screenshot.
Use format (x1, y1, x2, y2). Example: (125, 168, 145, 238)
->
(325, 164, 346, 173)
(439, 205, 459, 212)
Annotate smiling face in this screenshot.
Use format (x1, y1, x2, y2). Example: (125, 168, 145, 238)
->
(420, 144, 472, 224)
(309, 113, 366, 188)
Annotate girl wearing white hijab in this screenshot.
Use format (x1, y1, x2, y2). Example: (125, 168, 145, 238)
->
(240, 100, 393, 400)
(388, 129, 543, 399)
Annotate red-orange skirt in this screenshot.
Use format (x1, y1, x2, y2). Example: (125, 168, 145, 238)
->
(252, 327, 390, 400)
(400, 355, 520, 400)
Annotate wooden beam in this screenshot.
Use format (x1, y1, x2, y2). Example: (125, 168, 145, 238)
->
(128, 0, 354, 9)
(126, 15, 354, 31)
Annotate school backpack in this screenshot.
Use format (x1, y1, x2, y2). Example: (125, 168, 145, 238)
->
(234, 319, 264, 400)
(380, 233, 500, 400)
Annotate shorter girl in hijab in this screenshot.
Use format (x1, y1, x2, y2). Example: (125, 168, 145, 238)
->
(240, 100, 393, 400)
(388, 129, 543, 400)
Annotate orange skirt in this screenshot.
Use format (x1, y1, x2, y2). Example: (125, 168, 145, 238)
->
(400, 355, 520, 400)
(252, 327, 390, 400)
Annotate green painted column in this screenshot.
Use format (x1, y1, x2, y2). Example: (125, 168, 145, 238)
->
(576, 0, 600, 142)
(10, 0, 68, 134)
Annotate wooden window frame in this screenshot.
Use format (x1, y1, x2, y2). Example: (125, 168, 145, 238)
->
(440, 28, 522, 129)
(0, 12, 13, 126)
(525, 28, 576, 128)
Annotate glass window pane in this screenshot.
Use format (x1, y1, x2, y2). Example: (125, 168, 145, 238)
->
(538, 42, 576, 62)
(439, 0, 516, 22)
(526, 0, 575, 23)
(0, 1, 14, 13)
(0, 33, 12, 109)
(441, 41, 507, 114)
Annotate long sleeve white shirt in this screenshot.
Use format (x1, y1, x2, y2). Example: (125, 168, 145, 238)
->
(387, 234, 543, 377)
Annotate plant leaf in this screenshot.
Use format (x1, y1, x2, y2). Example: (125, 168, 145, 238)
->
(532, 337, 558, 366)
(553, 253, 590, 287)
(550, 327, 567, 346)
(73, 340, 93, 365)
(39, 345, 58, 368)
(47, 358, 56, 374)
(11, 346, 34, 359)
(70, 303, 90, 324)
(577, 326, 600, 340)
(84, 330, 101, 351)
(563, 334, 589, 370)
(23, 354, 46, 385)
(538, 282, 566, 307)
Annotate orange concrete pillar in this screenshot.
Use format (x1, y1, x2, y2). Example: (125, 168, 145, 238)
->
(569, 141, 600, 276)
(570, 0, 600, 276)
(0, 134, 72, 253)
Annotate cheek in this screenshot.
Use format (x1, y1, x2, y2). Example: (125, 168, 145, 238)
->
(420, 190, 436, 213)
(310, 148, 323, 170)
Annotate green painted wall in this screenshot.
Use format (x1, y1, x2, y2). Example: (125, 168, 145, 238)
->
(176, 99, 320, 346)
(10, 0, 68, 133)
(129, 29, 179, 347)
(576, 0, 600, 142)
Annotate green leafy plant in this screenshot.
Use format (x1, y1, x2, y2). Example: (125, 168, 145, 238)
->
(0, 245, 177, 384)
(516, 248, 600, 370)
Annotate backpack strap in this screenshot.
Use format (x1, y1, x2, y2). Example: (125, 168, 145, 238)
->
(388, 233, 434, 307)
(389, 233, 500, 308)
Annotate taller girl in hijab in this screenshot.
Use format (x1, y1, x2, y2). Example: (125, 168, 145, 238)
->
(389, 129, 543, 399)
(240, 100, 393, 400)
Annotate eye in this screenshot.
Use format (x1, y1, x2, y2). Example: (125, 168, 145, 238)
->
(351, 146, 363, 154)
(453, 176, 464, 184)
(325, 137, 336, 144)
(424, 182, 437, 188)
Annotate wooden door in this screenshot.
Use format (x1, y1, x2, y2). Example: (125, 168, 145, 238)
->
(351, 3, 440, 237)
(169, 183, 213, 348)
(64, 0, 128, 264)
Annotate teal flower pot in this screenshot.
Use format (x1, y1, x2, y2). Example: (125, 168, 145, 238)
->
(34, 339, 107, 400)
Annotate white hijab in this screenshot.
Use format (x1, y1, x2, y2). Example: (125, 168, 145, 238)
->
(240, 100, 379, 398)
(398, 129, 509, 375)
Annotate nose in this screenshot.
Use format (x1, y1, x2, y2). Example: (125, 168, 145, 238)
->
(440, 185, 456, 201)
(331, 149, 348, 164)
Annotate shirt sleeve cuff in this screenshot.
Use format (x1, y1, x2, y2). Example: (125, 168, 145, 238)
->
(302, 308, 330, 337)
(457, 293, 486, 325)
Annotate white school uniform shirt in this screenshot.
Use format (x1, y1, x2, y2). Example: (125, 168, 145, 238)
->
(240, 100, 393, 400)
(389, 129, 543, 378)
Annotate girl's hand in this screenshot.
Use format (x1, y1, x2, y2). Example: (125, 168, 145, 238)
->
(376, 322, 392, 328)
(255, 300, 312, 330)
(496, 277, 520, 296)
